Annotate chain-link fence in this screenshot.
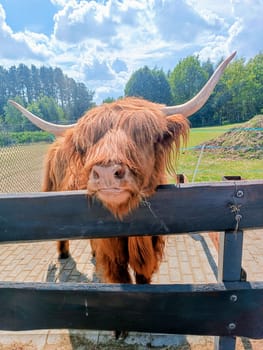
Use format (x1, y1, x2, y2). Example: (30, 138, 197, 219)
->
(0, 140, 49, 193)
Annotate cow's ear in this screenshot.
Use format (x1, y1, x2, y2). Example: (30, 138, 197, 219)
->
(166, 114, 189, 145)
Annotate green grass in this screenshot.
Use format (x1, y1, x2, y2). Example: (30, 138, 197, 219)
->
(186, 125, 236, 148)
(187, 123, 245, 148)
(173, 124, 263, 182)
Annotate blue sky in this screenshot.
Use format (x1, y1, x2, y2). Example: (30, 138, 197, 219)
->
(0, 0, 57, 35)
(0, 0, 262, 103)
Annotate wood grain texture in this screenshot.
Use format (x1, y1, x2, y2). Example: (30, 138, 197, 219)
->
(0, 180, 262, 243)
(0, 281, 262, 338)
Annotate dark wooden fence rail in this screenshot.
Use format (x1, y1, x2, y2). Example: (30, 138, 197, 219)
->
(0, 180, 263, 350)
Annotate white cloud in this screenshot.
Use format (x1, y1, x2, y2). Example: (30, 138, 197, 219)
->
(230, 0, 263, 58)
(0, 0, 262, 103)
(0, 4, 10, 32)
(154, 0, 211, 42)
(54, 1, 118, 43)
(186, 0, 234, 20)
(50, 0, 70, 7)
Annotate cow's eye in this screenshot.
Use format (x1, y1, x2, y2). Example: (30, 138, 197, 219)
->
(92, 169, 99, 180)
(76, 146, 85, 155)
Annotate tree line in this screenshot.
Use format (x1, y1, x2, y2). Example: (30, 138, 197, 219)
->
(124, 52, 263, 126)
(0, 64, 95, 131)
(0, 52, 262, 133)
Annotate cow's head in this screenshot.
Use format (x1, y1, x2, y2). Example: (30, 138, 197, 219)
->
(9, 52, 236, 218)
(72, 98, 189, 217)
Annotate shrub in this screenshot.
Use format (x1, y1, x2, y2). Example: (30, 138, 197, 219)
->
(0, 131, 54, 146)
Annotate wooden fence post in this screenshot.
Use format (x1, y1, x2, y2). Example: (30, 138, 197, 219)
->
(214, 230, 244, 350)
(215, 175, 245, 350)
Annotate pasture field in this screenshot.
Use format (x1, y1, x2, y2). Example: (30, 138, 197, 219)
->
(175, 124, 263, 182)
(0, 123, 262, 193)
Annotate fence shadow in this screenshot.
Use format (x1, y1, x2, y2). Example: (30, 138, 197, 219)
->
(45, 252, 101, 349)
(46, 252, 98, 284)
(190, 233, 218, 278)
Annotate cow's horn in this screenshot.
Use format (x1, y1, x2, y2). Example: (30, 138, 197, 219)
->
(162, 51, 236, 117)
(8, 100, 76, 136)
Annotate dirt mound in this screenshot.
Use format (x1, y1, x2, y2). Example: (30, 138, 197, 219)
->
(203, 115, 263, 159)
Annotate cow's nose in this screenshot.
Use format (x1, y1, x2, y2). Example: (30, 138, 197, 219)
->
(91, 164, 126, 183)
(112, 164, 126, 179)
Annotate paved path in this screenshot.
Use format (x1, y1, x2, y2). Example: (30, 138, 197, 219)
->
(0, 230, 262, 349)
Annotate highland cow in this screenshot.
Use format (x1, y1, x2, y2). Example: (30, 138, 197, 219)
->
(10, 52, 235, 285)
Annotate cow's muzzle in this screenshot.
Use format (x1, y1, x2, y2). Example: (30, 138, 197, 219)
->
(87, 163, 141, 217)
(90, 163, 127, 187)
(87, 163, 135, 201)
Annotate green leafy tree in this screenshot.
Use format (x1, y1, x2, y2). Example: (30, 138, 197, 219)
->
(212, 58, 247, 124)
(68, 81, 95, 121)
(39, 66, 55, 98)
(17, 64, 33, 103)
(245, 53, 263, 116)
(202, 58, 214, 77)
(7, 66, 18, 98)
(0, 64, 95, 123)
(0, 67, 7, 115)
(54, 67, 66, 108)
(125, 66, 172, 104)
(169, 56, 208, 103)
(169, 55, 210, 126)
(207, 54, 263, 125)
(32, 96, 65, 123)
(31, 65, 41, 100)
(4, 96, 27, 132)
(103, 97, 116, 103)
(4, 96, 65, 132)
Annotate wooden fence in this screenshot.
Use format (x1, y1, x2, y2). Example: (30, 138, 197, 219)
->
(0, 179, 263, 350)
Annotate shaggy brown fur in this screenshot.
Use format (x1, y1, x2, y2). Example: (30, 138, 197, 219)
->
(42, 97, 189, 284)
